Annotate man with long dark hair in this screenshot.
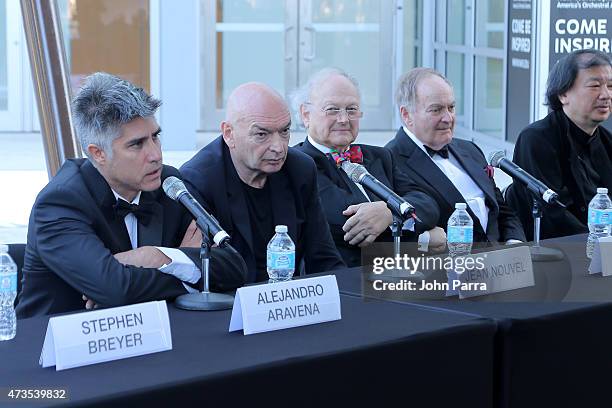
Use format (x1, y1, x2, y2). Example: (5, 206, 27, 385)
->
(507, 49, 612, 240)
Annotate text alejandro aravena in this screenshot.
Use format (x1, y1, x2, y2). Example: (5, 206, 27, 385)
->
(258, 284, 324, 321)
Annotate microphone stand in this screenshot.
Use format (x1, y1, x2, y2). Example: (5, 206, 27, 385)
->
(174, 218, 235, 311)
(368, 209, 425, 283)
(529, 194, 564, 262)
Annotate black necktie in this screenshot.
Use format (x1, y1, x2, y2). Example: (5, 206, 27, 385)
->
(424, 145, 449, 159)
(113, 199, 153, 226)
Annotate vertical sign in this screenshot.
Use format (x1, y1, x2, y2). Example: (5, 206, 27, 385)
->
(506, 0, 534, 143)
(549, 0, 611, 131)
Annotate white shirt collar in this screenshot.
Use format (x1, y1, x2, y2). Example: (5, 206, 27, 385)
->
(111, 190, 141, 205)
(307, 134, 334, 154)
(402, 125, 431, 156)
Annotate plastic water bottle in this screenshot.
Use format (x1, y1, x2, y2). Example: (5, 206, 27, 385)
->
(0, 245, 17, 340)
(267, 225, 296, 282)
(447, 203, 474, 257)
(586, 188, 612, 259)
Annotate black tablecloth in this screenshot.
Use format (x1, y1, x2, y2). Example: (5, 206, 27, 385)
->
(0, 295, 495, 407)
(335, 234, 612, 408)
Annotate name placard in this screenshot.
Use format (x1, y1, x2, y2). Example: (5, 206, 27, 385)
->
(589, 236, 612, 276)
(446, 246, 534, 299)
(229, 275, 341, 335)
(40, 301, 172, 371)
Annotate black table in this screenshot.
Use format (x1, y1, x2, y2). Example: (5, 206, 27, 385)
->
(335, 234, 612, 408)
(0, 294, 495, 407)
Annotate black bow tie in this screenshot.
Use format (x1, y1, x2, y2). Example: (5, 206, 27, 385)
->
(424, 145, 449, 159)
(113, 199, 153, 225)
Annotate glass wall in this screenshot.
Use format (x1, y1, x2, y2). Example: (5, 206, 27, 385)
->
(432, 0, 506, 141)
(214, 0, 285, 108)
(473, 0, 504, 138)
(64, 0, 150, 93)
(200, 0, 394, 130)
(402, 0, 423, 74)
(0, 0, 6, 111)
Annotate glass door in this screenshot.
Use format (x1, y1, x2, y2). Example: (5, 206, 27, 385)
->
(200, 0, 394, 131)
(201, 0, 298, 130)
(298, 0, 393, 129)
(0, 0, 23, 131)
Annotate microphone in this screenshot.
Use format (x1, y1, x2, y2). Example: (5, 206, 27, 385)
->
(488, 151, 565, 207)
(340, 161, 419, 221)
(162, 176, 231, 247)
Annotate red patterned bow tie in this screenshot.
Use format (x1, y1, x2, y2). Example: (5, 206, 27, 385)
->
(328, 145, 363, 166)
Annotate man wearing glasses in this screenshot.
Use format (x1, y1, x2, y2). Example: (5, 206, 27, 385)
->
(180, 82, 345, 282)
(294, 68, 444, 267)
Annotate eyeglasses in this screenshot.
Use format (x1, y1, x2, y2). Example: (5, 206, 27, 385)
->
(306, 103, 363, 120)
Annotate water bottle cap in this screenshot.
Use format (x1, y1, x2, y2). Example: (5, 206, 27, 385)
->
(0, 244, 7, 253)
(455, 203, 467, 210)
(597, 188, 608, 194)
(275, 225, 288, 233)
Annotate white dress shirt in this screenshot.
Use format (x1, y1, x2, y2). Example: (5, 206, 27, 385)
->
(402, 127, 490, 231)
(402, 127, 522, 245)
(112, 190, 199, 292)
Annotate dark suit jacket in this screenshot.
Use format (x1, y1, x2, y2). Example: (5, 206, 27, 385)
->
(180, 136, 346, 282)
(506, 109, 612, 240)
(295, 138, 440, 266)
(386, 128, 526, 245)
(16, 159, 246, 318)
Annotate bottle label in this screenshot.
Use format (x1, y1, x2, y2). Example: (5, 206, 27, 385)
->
(0, 273, 17, 293)
(448, 226, 473, 244)
(588, 208, 611, 225)
(267, 251, 295, 270)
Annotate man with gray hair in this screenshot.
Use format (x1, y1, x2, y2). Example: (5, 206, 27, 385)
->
(386, 68, 525, 247)
(17, 72, 245, 318)
(507, 49, 612, 240)
(293, 68, 445, 267)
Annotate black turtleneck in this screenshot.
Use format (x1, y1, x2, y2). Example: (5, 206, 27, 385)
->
(566, 115, 612, 199)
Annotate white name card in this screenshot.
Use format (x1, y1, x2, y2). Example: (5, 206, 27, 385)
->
(446, 246, 534, 299)
(229, 275, 341, 335)
(40, 301, 172, 371)
(589, 236, 612, 276)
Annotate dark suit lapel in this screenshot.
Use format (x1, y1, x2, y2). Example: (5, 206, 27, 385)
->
(269, 170, 298, 244)
(80, 160, 133, 252)
(396, 132, 465, 208)
(137, 191, 163, 247)
(448, 142, 497, 205)
(302, 138, 357, 194)
(360, 146, 388, 202)
(224, 154, 255, 257)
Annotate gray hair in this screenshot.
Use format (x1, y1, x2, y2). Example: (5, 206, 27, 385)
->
(290, 67, 361, 127)
(72, 72, 161, 160)
(395, 67, 451, 112)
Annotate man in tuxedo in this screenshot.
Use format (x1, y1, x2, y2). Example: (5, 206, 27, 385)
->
(293, 68, 445, 267)
(507, 49, 612, 240)
(16, 72, 245, 318)
(386, 68, 525, 246)
(181, 82, 345, 282)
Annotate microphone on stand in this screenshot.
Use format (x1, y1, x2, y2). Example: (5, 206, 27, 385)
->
(487, 151, 565, 208)
(162, 176, 236, 311)
(163, 176, 232, 247)
(487, 151, 565, 262)
(340, 161, 420, 222)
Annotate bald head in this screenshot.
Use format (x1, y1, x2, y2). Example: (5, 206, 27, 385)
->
(222, 82, 292, 188)
(226, 82, 289, 124)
